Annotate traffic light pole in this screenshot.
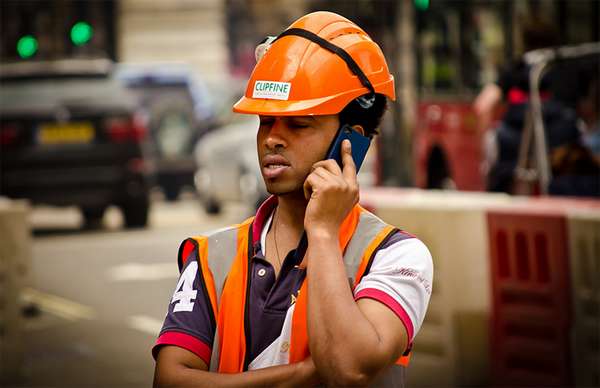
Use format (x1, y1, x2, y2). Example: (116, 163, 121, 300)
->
(394, 0, 417, 186)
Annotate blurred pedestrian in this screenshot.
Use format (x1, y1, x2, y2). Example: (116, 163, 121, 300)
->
(548, 74, 600, 196)
(474, 20, 561, 192)
(152, 11, 433, 387)
(579, 78, 600, 160)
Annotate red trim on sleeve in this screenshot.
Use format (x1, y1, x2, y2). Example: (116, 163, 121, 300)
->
(355, 288, 415, 341)
(153, 331, 212, 366)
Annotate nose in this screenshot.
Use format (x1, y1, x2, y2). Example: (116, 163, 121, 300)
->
(263, 118, 288, 150)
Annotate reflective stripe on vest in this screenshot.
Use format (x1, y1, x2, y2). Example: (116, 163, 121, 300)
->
(184, 218, 253, 372)
(188, 206, 409, 379)
(344, 209, 394, 279)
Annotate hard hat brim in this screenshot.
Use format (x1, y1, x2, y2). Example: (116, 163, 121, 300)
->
(233, 80, 395, 116)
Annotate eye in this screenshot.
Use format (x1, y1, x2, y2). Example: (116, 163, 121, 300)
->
(259, 118, 275, 127)
(288, 121, 310, 129)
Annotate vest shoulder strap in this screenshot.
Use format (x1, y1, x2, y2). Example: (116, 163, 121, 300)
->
(203, 218, 253, 303)
(183, 217, 254, 306)
(185, 219, 254, 372)
(343, 208, 394, 278)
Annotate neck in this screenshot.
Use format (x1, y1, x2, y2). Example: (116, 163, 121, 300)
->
(274, 192, 307, 240)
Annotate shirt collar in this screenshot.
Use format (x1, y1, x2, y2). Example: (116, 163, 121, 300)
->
(259, 209, 274, 256)
(252, 195, 305, 266)
(252, 195, 278, 248)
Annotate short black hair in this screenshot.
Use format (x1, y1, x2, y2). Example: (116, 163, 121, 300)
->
(522, 21, 559, 52)
(339, 93, 388, 138)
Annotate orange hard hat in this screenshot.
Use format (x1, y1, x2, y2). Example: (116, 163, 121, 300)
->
(233, 11, 395, 116)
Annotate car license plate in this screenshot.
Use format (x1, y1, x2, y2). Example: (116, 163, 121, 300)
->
(38, 122, 95, 145)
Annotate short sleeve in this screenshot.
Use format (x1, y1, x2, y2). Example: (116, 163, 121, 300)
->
(354, 234, 433, 345)
(152, 239, 216, 365)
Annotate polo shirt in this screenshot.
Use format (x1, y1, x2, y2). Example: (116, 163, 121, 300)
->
(153, 196, 433, 370)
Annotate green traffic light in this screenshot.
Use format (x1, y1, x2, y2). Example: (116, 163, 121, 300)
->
(71, 21, 93, 46)
(17, 35, 38, 58)
(415, 0, 430, 10)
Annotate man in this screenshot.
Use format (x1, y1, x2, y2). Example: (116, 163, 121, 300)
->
(153, 11, 433, 387)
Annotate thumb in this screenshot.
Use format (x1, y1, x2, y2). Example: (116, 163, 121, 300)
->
(341, 139, 357, 180)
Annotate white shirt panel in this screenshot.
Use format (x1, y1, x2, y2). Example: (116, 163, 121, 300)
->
(248, 303, 294, 370)
(353, 237, 433, 340)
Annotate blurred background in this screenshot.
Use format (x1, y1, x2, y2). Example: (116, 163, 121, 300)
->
(0, 0, 598, 387)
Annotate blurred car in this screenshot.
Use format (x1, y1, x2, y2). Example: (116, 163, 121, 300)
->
(115, 63, 217, 201)
(193, 115, 379, 214)
(194, 116, 265, 214)
(0, 59, 152, 228)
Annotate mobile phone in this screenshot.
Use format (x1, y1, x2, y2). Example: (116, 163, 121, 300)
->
(324, 124, 371, 172)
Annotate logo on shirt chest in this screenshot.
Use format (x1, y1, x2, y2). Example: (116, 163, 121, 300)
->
(290, 288, 302, 306)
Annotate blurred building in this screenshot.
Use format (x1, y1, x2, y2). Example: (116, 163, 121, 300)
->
(118, 0, 227, 83)
(225, 0, 308, 77)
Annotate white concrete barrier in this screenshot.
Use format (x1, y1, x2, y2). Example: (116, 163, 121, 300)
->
(568, 208, 600, 387)
(0, 199, 30, 384)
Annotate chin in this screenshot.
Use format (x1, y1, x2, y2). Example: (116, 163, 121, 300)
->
(265, 180, 302, 196)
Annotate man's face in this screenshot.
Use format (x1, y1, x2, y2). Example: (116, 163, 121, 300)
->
(257, 114, 339, 196)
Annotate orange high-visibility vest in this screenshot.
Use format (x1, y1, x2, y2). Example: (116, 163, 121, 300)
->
(179, 205, 411, 382)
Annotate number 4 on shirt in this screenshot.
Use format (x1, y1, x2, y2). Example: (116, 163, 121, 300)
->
(171, 261, 198, 312)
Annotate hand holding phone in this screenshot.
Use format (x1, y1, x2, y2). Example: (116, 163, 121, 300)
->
(301, 124, 369, 233)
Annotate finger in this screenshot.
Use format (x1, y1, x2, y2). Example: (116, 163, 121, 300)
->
(341, 139, 357, 181)
(312, 159, 342, 176)
(307, 171, 328, 188)
(312, 166, 337, 181)
(303, 172, 327, 200)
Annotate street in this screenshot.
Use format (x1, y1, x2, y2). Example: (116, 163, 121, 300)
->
(17, 194, 252, 387)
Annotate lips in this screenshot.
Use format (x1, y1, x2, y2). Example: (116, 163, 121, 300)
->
(262, 154, 291, 179)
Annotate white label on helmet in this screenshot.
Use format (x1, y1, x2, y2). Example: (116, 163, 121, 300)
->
(253, 81, 291, 100)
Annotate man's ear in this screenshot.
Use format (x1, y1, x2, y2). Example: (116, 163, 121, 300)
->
(351, 125, 365, 136)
